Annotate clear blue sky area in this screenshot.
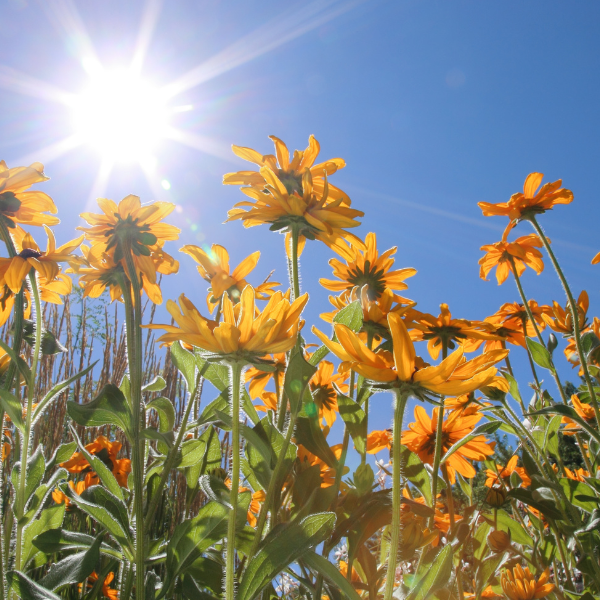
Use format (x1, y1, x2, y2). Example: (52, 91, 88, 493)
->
(1, 0, 599, 457)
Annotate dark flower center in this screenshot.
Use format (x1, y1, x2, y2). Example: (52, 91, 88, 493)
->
(347, 260, 386, 301)
(19, 248, 42, 259)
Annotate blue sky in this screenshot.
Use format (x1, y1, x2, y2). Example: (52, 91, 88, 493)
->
(1, 0, 599, 453)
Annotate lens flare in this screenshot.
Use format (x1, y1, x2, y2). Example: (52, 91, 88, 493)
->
(72, 70, 169, 162)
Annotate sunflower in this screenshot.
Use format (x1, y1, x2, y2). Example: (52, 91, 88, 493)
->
(223, 134, 349, 202)
(60, 435, 131, 488)
(320, 233, 416, 302)
(309, 360, 348, 428)
(402, 406, 495, 483)
(541, 290, 588, 336)
(181, 243, 278, 312)
(79, 571, 119, 600)
(406, 304, 500, 360)
(313, 312, 507, 398)
(484, 455, 530, 488)
(146, 286, 308, 360)
(500, 566, 554, 600)
(226, 167, 364, 260)
(0, 160, 59, 227)
(478, 172, 573, 224)
(0, 226, 82, 294)
(479, 233, 544, 285)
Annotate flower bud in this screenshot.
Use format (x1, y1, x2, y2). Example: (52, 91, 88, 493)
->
(486, 486, 507, 507)
(547, 333, 558, 355)
(487, 529, 511, 553)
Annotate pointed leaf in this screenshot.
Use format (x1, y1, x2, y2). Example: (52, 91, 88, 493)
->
(337, 393, 367, 456)
(143, 376, 166, 393)
(0, 389, 24, 431)
(172, 342, 197, 394)
(7, 571, 62, 600)
(146, 396, 175, 433)
(303, 551, 362, 600)
(405, 545, 453, 600)
(526, 338, 552, 370)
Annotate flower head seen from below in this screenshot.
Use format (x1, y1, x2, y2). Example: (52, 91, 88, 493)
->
(79, 571, 119, 600)
(223, 134, 349, 203)
(308, 359, 348, 428)
(313, 312, 507, 398)
(500, 566, 554, 600)
(406, 303, 500, 360)
(478, 172, 573, 224)
(180, 243, 278, 312)
(484, 455, 531, 488)
(147, 286, 308, 361)
(0, 161, 59, 228)
(245, 353, 287, 399)
(402, 406, 495, 482)
(479, 233, 544, 285)
(560, 394, 596, 434)
(320, 233, 416, 302)
(487, 301, 549, 338)
(226, 167, 364, 260)
(542, 290, 588, 336)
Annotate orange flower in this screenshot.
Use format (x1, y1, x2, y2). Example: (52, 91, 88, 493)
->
(180, 244, 278, 312)
(223, 134, 349, 203)
(296, 444, 346, 488)
(464, 586, 502, 599)
(500, 566, 554, 600)
(53, 473, 99, 508)
(147, 287, 308, 358)
(245, 353, 286, 399)
(402, 406, 495, 483)
(313, 313, 507, 397)
(487, 301, 548, 338)
(478, 172, 573, 223)
(320, 233, 416, 302)
(79, 571, 119, 600)
(406, 304, 500, 360)
(564, 466, 590, 482)
(61, 436, 131, 488)
(339, 561, 360, 582)
(479, 233, 544, 285)
(592, 251, 600, 265)
(541, 290, 588, 336)
(561, 394, 596, 435)
(309, 360, 348, 428)
(0, 160, 59, 227)
(254, 391, 278, 413)
(226, 167, 364, 260)
(484, 455, 531, 488)
(444, 394, 490, 416)
(247, 489, 266, 527)
(366, 429, 392, 454)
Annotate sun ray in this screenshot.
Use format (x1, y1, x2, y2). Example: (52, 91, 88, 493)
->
(0, 65, 75, 106)
(12, 134, 83, 167)
(138, 156, 171, 201)
(131, 0, 163, 75)
(86, 157, 114, 209)
(164, 127, 238, 164)
(161, 0, 366, 99)
(41, 0, 102, 75)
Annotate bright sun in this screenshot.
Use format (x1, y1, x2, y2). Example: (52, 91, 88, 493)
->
(72, 70, 169, 162)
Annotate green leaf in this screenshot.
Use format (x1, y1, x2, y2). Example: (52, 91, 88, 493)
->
(560, 478, 599, 513)
(405, 545, 453, 600)
(440, 421, 502, 464)
(143, 375, 166, 392)
(337, 393, 367, 456)
(295, 416, 338, 468)
(146, 396, 175, 433)
(194, 394, 229, 428)
(483, 510, 533, 547)
(237, 513, 336, 600)
(400, 447, 434, 506)
(174, 438, 209, 469)
(67, 384, 132, 437)
(33, 528, 121, 559)
(333, 300, 363, 332)
(160, 501, 229, 598)
(303, 551, 362, 600)
(7, 571, 62, 600)
(308, 345, 329, 366)
(38, 533, 103, 591)
(65, 485, 133, 552)
(22, 505, 65, 569)
(544, 415, 561, 458)
(185, 426, 222, 489)
(526, 338, 553, 369)
(506, 488, 565, 521)
(502, 372, 522, 406)
(0, 337, 31, 385)
(172, 342, 197, 394)
(284, 349, 317, 415)
(531, 404, 600, 445)
(0, 389, 24, 431)
(32, 362, 97, 423)
(24, 445, 46, 513)
(45, 442, 77, 472)
(21, 468, 67, 527)
(216, 410, 274, 466)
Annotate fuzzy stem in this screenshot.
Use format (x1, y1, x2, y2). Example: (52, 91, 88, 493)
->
(383, 388, 409, 600)
(289, 224, 301, 302)
(120, 257, 145, 600)
(15, 270, 42, 572)
(528, 216, 600, 427)
(521, 319, 542, 392)
(226, 362, 243, 600)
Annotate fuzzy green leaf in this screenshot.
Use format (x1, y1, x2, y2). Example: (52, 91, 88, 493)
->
(526, 338, 553, 369)
(303, 551, 362, 600)
(7, 571, 62, 600)
(337, 393, 367, 456)
(284, 349, 317, 416)
(405, 545, 453, 600)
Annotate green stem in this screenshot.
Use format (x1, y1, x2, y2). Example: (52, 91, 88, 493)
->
(120, 257, 145, 600)
(15, 270, 42, 572)
(521, 320, 542, 392)
(528, 216, 600, 427)
(289, 225, 301, 302)
(226, 362, 243, 600)
(383, 388, 409, 600)
(442, 468, 455, 528)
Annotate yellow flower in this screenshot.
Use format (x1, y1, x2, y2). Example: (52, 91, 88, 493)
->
(406, 303, 500, 360)
(312, 312, 507, 396)
(402, 406, 495, 482)
(320, 233, 416, 302)
(247, 489, 266, 527)
(309, 360, 348, 428)
(479, 172, 573, 223)
(366, 429, 392, 454)
(561, 394, 596, 435)
(0, 226, 82, 294)
(254, 391, 279, 413)
(479, 233, 544, 285)
(223, 134, 349, 203)
(79, 571, 119, 600)
(500, 566, 554, 600)
(484, 455, 530, 488)
(0, 160, 59, 227)
(245, 353, 287, 399)
(296, 444, 346, 488)
(147, 286, 308, 359)
(180, 244, 278, 311)
(541, 290, 588, 335)
(226, 167, 364, 260)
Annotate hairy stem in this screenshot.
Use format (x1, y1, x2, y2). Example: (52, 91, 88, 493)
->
(430, 344, 448, 522)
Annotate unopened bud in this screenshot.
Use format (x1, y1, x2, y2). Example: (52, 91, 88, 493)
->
(487, 529, 511, 553)
(548, 334, 558, 355)
(486, 486, 507, 507)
